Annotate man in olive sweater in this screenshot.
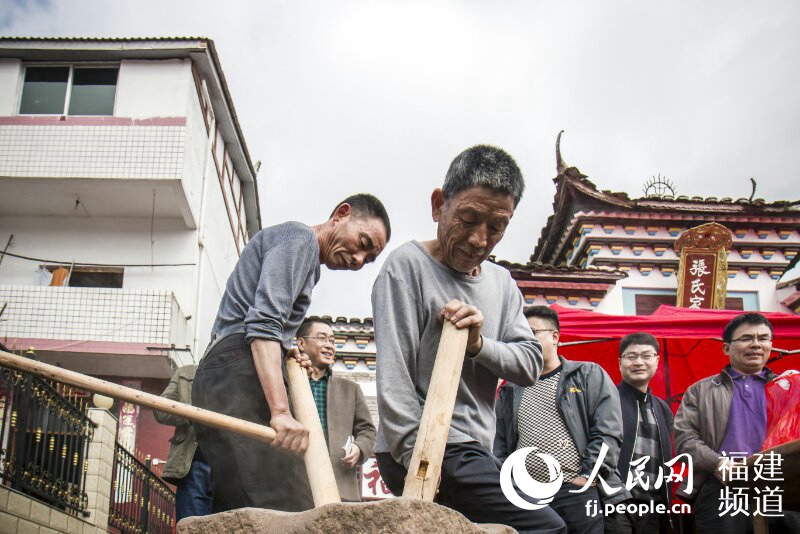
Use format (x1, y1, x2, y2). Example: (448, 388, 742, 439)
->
(154, 365, 211, 520)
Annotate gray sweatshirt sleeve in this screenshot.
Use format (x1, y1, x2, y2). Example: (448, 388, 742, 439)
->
(372, 270, 423, 468)
(470, 283, 542, 387)
(243, 237, 317, 343)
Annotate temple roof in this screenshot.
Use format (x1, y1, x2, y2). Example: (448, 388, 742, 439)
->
(534, 132, 800, 265)
(491, 257, 628, 283)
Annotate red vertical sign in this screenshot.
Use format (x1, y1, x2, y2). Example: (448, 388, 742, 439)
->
(678, 252, 718, 309)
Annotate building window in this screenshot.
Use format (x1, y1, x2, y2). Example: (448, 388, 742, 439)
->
(45, 266, 124, 289)
(623, 288, 754, 315)
(19, 65, 119, 116)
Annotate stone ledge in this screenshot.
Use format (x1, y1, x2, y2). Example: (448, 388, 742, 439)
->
(177, 498, 515, 534)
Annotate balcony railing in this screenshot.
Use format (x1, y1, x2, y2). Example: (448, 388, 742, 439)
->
(110, 448, 176, 534)
(0, 285, 191, 349)
(0, 362, 96, 514)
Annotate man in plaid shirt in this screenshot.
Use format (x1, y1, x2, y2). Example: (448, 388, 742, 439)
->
(607, 332, 674, 534)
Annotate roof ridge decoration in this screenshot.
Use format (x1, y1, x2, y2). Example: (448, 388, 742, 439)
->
(556, 130, 567, 175)
(533, 133, 800, 265)
(673, 222, 733, 253)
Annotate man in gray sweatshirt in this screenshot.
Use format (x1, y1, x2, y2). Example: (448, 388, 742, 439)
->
(372, 145, 566, 533)
(193, 194, 390, 513)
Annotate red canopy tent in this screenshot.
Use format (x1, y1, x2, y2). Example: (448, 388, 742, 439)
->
(552, 304, 800, 411)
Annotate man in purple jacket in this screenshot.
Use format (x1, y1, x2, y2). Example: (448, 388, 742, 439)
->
(674, 313, 799, 533)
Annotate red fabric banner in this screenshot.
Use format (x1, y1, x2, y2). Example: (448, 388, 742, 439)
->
(551, 305, 800, 411)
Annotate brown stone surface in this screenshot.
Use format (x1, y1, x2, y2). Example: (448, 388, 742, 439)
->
(177, 498, 517, 534)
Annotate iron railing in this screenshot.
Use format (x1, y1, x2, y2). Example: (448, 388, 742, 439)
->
(110, 446, 176, 534)
(0, 364, 95, 514)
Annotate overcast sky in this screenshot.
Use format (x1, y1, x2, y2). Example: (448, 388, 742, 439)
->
(3, 0, 799, 318)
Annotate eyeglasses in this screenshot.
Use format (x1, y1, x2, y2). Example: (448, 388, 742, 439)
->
(300, 335, 336, 345)
(531, 328, 557, 336)
(621, 352, 658, 362)
(730, 335, 772, 345)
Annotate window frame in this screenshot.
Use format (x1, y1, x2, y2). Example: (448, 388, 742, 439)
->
(18, 62, 121, 117)
(44, 265, 125, 289)
(622, 287, 758, 315)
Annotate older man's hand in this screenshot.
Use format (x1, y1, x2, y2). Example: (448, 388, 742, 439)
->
(269, 413, 309, 455)
(440, 299, 484, 355)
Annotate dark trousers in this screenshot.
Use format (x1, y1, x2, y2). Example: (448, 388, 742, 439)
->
(377, 443, 567, 533)
(192, 334, 313, 513)
(693, 477, 799, 534)
(175, 460, 213, 521)
(604, 500, 668, 534)
(551, 483, 603, 534)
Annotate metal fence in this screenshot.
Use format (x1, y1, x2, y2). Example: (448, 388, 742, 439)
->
(0, 364, 95, 514)
(110, 446, 176, 534)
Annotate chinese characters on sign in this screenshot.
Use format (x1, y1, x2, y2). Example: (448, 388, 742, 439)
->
(117, 379, 141, 450)
(718, 451, 784, 518)
(678, 252, 717, 309)
(361, 457, 394, 499)
(674, 222, 732, 310)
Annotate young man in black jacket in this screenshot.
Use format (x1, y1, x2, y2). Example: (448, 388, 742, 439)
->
(606, 332, 674, 534)
(495, 306, 627, 534)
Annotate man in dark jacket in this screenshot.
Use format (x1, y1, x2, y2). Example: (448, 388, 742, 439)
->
(606, 332, 674, 534)
(154, 365, 212, 520)
(495, 306, 627, 534)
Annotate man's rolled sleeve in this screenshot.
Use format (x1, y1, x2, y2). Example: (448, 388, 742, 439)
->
(470, 288, 541, 386)
(244, 237, 317, 344)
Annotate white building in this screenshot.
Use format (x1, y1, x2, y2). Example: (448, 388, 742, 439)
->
(0, 37, 260, 454)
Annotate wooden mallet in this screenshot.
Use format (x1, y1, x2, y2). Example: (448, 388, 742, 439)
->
(0, 349, 340, 507)
(403, 321, 469, 501)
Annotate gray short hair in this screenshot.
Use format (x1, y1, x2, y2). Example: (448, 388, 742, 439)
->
(442, 145, 525, 207)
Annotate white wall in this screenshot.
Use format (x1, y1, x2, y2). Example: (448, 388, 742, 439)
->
(181, 80, 208, 230)
(0, 214, 197, 313)
(115, 59, 191, 118)
(193, 162, 242, 348)
(0, 57, 248, 355)
(0, 124, 185, 180)
(0, 59, 21, 115)
(595, 268, 786, 314)
(728, 271, 784, 312)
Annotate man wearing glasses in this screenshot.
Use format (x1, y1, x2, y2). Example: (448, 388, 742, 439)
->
(295, 317, 376, 502)
(606, 332, 674, 534)
(674, 312, 787, 533)
(495, 306, 626, 534)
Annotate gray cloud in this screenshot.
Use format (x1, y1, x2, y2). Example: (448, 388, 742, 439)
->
(4, 0, 798, 317)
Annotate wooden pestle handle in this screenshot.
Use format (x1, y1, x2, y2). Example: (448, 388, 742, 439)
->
(403, 321, 469, 500)
(285, 358, 341, 506)
(0, 350, 277, 443)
